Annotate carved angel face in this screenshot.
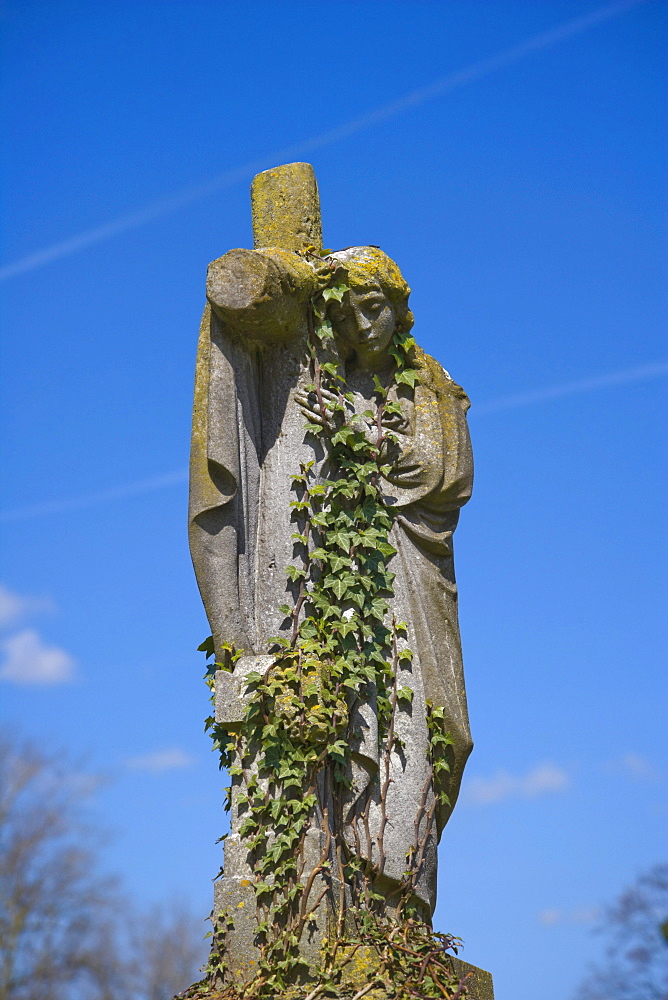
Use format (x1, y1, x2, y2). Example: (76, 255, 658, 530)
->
(330, 284, 396, 367)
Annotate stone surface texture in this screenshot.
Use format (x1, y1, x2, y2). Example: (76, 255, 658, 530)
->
(251, 162, 322, 252)
(187, 162, 490, 996)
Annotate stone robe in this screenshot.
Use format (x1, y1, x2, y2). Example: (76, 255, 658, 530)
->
(343, 349, 473, 912)
(188, 254, 473, 914)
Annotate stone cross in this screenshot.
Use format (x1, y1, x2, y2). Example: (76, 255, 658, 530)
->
(210, 163, 336, 977)
(187, 162, 493, 999)
(215, 160, 324, 733)
(213, 159, 324, 724)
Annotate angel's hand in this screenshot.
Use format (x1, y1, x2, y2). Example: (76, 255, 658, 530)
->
(294, 386, 338, 425)
(381, 409, 410, 434)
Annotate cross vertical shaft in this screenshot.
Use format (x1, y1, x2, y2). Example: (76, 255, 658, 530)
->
(251, 162, 323, 253)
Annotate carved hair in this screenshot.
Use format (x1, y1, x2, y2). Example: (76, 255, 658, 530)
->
(330, 246, 415, 334)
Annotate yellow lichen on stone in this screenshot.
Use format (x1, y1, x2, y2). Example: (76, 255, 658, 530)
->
(332, 247, 410, 302)
(251, 163, 322, 253)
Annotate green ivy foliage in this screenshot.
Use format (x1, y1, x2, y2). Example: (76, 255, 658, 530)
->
(196, 256, 468, 1000)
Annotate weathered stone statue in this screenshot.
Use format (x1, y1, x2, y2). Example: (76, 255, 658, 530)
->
(187, 164, 492, 1000)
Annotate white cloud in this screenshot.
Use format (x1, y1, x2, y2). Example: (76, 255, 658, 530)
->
(0, 583, 53, 627)
(620, 752, 659, 781)
(0, 629, 75, 685)
(463, 762, 570, 806)
(539, 906, 600, 927)
(125, 748, 195, 773)
(601, 751, 661, 782)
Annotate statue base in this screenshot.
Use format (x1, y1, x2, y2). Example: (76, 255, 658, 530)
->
(173, 955, 493, 1000)
(448, 956, 494, 999)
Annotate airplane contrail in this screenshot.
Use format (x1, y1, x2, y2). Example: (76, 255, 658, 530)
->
(0, 0, 652, 283)
(1, 360, 664, 523)
(472, 361, 668, 415)
(0, 470, 188, 523)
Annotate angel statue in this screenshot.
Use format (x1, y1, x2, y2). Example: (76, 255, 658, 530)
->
(188, 163, 477, 993)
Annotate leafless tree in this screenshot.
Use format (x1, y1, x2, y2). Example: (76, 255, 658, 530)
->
(127, 904, 209, 1000)
(0, 733, 207, 1000)
(576, 863, 668, 1000)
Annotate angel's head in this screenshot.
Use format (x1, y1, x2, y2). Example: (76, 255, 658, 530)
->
(327, 247, 413, 368)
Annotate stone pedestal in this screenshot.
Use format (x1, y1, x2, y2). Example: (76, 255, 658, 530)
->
(174, 955, 493, 999)
(448, 956, 494, 999)
(211, 661, 493, 996)
(214, 658, 336, 980)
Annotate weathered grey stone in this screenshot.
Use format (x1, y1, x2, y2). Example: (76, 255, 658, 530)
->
(215, 656, 273, 729)
(213, 827, 333, 982)
(188, 162, 489, 993)
(448, 956, 495, 1000)
(206, 248, 316, 342)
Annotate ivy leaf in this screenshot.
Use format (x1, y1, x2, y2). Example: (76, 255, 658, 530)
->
(197, 635, 215, 657)
(315, 318, 333, 341)
(328, 740, 348, 763)
(433, 759, 451, 774)
(304, 421, 324, 436)
(395, 368, 419, 387)
(320, 362, 339, 376)
(330, 530, 351, 551)
(369, 597, 388, 620)
(332, 482, 357, 499)
(330, 426, 353, 446)
(268, 635, 290, 648)
(397, 686, 414, 704)
(322, 283, 347, 302)
(325, 577, 349, 599)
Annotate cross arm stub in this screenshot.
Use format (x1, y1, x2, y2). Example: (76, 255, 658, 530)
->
(205, 163, 323, 341)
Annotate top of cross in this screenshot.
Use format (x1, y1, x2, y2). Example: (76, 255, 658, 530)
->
(251, 162, 322, 254)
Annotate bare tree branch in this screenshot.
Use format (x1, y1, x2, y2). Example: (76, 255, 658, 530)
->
(576, 863, 668, 1000)
(0, 732, 207, 1000)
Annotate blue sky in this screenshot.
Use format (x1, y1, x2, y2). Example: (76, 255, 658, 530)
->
(1, 1, 666, 997)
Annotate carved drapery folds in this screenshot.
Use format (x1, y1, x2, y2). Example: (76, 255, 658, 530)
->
(188, 163, 475, 984)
